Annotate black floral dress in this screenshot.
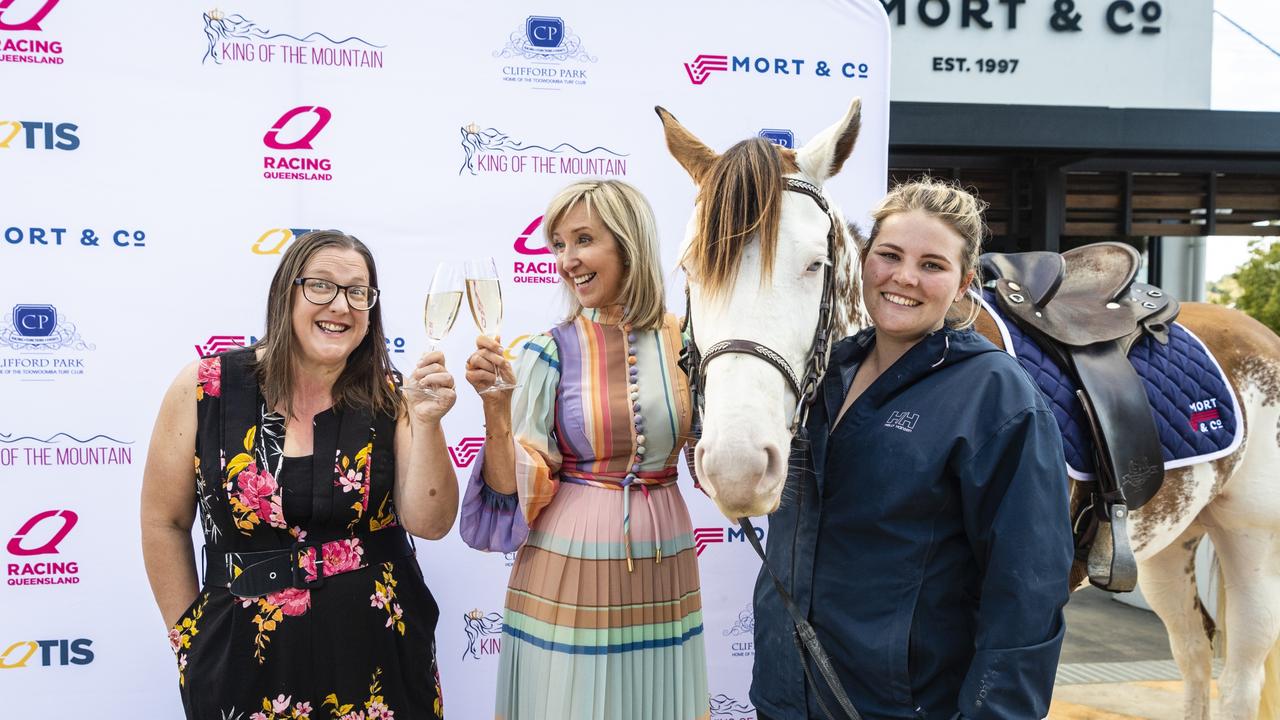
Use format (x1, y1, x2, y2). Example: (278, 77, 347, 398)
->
(169, 348, 444, 720)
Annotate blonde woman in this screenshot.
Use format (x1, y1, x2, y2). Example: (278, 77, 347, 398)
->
(461, 180, 709, 720)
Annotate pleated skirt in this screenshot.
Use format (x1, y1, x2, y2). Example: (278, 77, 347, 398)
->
(494, 482, 710, 720)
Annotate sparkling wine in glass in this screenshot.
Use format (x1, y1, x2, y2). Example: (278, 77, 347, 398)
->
(466, 258, 520, 394)
(412, 263, 463, 399)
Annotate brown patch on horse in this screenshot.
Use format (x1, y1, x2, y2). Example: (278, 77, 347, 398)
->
(971, 299, 1004, 350)
(683, 138, 787, 299)
(826, 99, 863, 178)
(1131, 466, 1196, 552)
(655, 106, 717, 185)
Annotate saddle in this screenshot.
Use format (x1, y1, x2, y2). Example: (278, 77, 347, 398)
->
(981, 242, 1180, 593)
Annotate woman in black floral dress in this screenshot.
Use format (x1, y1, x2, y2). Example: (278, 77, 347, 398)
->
(141, 231, 458, 719)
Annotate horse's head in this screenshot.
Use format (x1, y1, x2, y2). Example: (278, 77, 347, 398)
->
(658, 99, 864, 518)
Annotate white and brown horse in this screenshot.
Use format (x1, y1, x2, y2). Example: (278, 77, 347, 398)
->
(659, 99, 1280, 719)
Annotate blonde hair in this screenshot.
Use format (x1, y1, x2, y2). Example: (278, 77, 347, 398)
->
(864, 177, 988, 329)
(543, 180, 666, 330)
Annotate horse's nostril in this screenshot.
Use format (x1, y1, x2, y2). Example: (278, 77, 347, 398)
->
(763, 444, 783, 482)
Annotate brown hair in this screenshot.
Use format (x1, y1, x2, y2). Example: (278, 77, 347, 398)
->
(864, 177, 988, 329)
(682, 138, 796, 299)
(255, 230, 401, 419)
(543, 180, 666, 330)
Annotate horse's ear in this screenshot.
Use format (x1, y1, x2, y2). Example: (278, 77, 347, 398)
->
(795, 98, 862, 182)
(655, 106, 717, 185)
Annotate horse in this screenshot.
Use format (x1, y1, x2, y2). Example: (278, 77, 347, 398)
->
(658, 98, 1280, 719)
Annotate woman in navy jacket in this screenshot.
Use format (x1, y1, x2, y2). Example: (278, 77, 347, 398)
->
(752, 179, 1073, 720)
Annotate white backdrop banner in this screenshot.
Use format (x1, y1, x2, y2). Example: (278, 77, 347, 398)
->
(0, 1, 889, 716)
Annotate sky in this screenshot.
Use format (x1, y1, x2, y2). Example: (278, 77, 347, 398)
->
(1204, 0, 1280, 282)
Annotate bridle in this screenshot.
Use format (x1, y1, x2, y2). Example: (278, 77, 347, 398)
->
(682, 177, 839, 437)
(682, 176, 862, 720)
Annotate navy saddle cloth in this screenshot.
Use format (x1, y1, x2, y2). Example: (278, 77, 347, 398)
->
(981, 291, 1242, 480)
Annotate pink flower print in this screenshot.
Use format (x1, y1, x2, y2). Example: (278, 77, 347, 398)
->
(266, 587, 311, 617)
(178, 653, 187, 672)
(295, 701, 314, 716)
(322, 538, 365, 575)
(250, 713, 269, 720)
(272, 694, 292, 714)
(339, 712, 366, 720)
(370, 590, 388, 609)
(167, 627, 181, 654)
(299, 547, 319, 583)
(336, 467, 363, 493)
(197, 357, 222, 398)
(236, 464, 286, 528)
(386, 603, 403, 628)
(367, 702, 392, 719)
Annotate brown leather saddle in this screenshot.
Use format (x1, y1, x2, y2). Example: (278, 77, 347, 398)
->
(981, 241, 1180, 592)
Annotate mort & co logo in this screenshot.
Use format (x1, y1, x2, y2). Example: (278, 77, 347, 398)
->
(448, 437, 484, 468)
(512, 216, 559, 286)
(262, 106, 333, 182)
(693, 524, 765, 557)
(202, 8, 385, 69)
(3, 224, 147, 251)
(0, 304, 94, 379)
(493, 15, 596, 90)
(194, 334, 257, 357)
(0, 639, 93, 669)
(0, 431, 133, 469)
(684, 52, 871, 85)
(459, 122, 627, 177)
(0, 120, 78, 150)
(0, 0, 64, 65)
(461, 609, 503, 660)
(6, 509, 81, 587)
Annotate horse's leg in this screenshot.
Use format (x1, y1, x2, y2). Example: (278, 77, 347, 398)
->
(1203, 519, 1280, 720)
(1138, 523, 1214, 720)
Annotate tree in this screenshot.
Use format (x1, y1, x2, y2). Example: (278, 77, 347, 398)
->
(1228, 239, 1280, 335)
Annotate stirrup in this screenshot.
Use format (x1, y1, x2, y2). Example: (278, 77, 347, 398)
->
(1087, 503, 1138, 592)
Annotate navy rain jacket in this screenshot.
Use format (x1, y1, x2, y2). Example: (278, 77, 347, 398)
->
(751, 326, 1073, 720)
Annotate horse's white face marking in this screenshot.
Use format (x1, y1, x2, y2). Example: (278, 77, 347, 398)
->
(684, 189, 835, 517)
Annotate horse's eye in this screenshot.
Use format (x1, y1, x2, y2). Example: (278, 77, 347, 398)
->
(806, 260, 825, 273)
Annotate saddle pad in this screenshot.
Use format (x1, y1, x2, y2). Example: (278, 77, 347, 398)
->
(980, 291, 1243, 481)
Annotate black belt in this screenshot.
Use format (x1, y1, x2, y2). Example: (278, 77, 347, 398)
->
(204, 528, 414, 598)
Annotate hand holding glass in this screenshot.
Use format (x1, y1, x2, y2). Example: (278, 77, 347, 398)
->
(412, 263, 463, 399)
(466, 258, 520, 394)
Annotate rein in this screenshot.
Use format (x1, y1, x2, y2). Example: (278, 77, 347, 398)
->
(683, 177, 861, 720)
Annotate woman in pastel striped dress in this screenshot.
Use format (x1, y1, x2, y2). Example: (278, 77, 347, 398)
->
(460, 179, 709, 720)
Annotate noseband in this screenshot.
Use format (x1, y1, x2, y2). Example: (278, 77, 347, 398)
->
(683, 177, 839, 436)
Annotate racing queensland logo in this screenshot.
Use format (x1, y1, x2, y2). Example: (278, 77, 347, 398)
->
(0, 0, 64, 65)
(459, 122, 627, 177)
(201, 8, 385, 69)
(0, 304, 94, 380)
(462, 609, 503, 660)
(262, 107, 333, 182)
(684, 52, 871, 85)
(512, 216, 559, 286)
(6, 509, 80, 588)
(493, 15, 596, 90)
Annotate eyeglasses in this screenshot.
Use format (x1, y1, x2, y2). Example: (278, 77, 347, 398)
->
(294, 277, 379, 311)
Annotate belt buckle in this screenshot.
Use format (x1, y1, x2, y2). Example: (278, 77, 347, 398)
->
(290, 539, 325, 590)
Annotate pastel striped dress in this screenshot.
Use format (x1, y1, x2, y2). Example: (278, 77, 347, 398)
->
(460, 307, 709, 720)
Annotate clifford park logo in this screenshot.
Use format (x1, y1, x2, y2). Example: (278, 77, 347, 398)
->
(0, 0, 64, 65)
(0, 304, 94, 379)
(262, 106, 333, 182)
(459, 122, 627, 177)
(493, 15, 596, 90)
(202, 8, 385, 68)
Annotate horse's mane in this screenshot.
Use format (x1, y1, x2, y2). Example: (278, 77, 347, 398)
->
(683, 138, 864, 332)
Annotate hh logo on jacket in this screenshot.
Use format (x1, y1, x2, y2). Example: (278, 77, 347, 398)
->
(884, 411, 919, 433)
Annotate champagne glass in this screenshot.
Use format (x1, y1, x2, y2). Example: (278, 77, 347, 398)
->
(466, 258, 520, 394)
(412, 263, 463, 398)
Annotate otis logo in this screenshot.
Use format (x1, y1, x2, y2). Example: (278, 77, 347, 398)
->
(494, 15, 596, 90)
(202, 9, 385, 69)
(7, 509, 80, 587)
(758, 129, 794, 149)
(460, 122, 627, 177)
(684, 53, 871, 85)
(448, 437, 485, 468)
(462, 609, 503, 660)
(0, 120, 78, 150)
(694, 525, 765, 556)
(513, 216, 559, 286)
(0, 639, 93, 668)
(0, 0, 63, 65)
(262, 107, 333, 182)
(504, 334, 533, 363)
(0, 304, 94, 379)
(194, 335, 256, 357)
(252, 227, 317, 255)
